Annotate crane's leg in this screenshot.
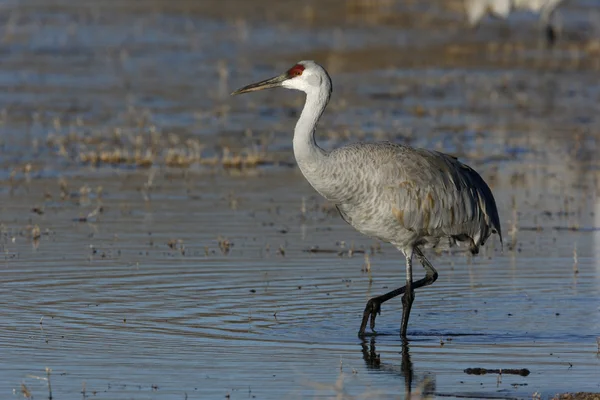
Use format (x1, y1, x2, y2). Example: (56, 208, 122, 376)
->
(358, 247, 438, 337)
(400, 251, 414, 338)
(540, 8, 558, 48)
(545, 24, 556, 47)
(413, 247, 438, 283)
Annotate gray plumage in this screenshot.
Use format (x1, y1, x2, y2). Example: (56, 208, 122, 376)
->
(232, 60, 502, 338)
(311, 142, 501, 255)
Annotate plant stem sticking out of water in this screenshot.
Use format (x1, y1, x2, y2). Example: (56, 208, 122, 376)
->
(362, 253, 372, 283)
(218, 236, 232, 255)
(46, 367, 53, 400)
(300, 196, 306, 221)
(509, 195, 518, 251)
(573, 242, 579, 274)
(20, 383, 32, 399)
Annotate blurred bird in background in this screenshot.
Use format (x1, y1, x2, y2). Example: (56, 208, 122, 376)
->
(465, 0, 567, 46)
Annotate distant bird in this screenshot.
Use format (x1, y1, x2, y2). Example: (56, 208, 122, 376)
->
(465, 0, 566, 46)
(232, 61, 502, 338)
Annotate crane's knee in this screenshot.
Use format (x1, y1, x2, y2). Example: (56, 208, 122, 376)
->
(429, 270, 439, 284)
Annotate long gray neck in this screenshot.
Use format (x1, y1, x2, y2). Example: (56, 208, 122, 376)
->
(292, 88, 330, 182)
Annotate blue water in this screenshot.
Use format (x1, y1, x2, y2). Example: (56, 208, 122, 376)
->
(0, 1, 599, 399)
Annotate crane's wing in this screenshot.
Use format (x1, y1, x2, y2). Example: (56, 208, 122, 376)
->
(390, 147, 502, 253)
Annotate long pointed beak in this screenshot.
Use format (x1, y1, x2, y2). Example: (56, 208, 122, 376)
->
(231, 73, 288, 95)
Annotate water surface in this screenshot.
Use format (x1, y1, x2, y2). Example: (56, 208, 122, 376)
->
(1, 1, 599, 399)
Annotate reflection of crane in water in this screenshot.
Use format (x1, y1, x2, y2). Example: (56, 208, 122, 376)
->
(465, 0, 566, 46)
(361, 338, 435, 398)
(232, 61, 502, 339)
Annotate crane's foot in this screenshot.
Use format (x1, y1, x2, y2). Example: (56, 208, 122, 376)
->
(358, 298, 381, 337)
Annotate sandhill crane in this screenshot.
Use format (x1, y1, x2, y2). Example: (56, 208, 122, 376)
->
(232, 61, 502, 338)
(465, 0, 566, 46)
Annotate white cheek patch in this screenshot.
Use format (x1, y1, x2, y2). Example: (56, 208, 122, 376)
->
(306, 74, 320, 87)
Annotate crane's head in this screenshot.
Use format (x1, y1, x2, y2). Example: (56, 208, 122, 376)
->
(231, 60, 331, 96)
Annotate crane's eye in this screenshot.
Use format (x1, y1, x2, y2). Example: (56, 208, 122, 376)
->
(287, 64, 305, 78)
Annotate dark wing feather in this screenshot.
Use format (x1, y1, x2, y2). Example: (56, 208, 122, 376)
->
(392, 148, 502, 251)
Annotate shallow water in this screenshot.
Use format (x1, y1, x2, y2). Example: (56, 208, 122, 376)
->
(1, 1, 599, 399)
(2, 169, 599, 399)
